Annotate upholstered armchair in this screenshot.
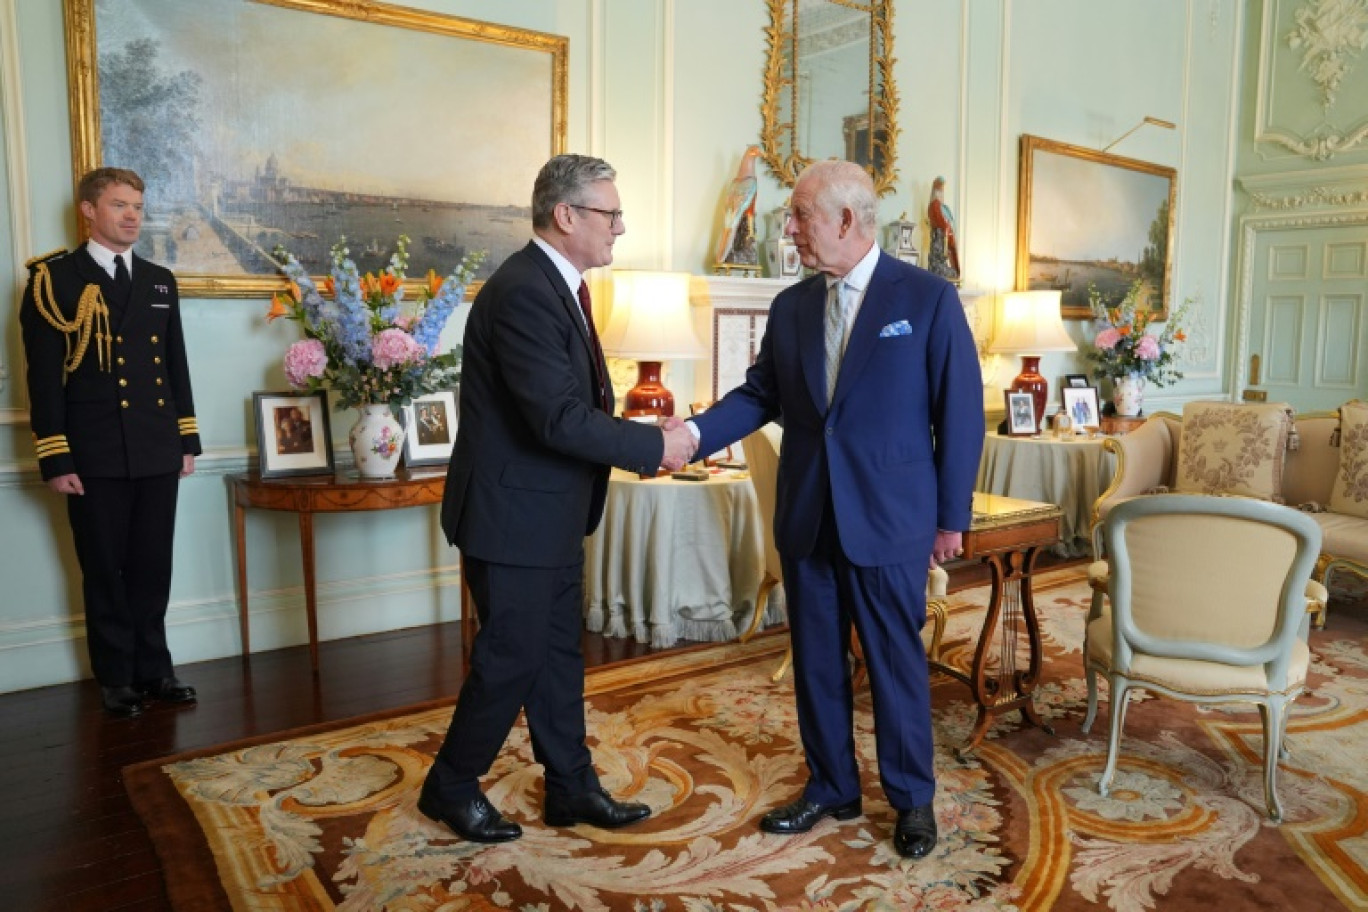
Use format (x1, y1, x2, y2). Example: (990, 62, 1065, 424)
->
(739, 425, 948, 684)
(1081, 493, 1327, 822)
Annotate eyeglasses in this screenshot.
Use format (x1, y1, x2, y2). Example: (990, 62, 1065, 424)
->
(570, 204, 624, 230)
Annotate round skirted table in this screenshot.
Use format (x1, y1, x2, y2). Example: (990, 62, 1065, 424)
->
(583, 468, 780, 648)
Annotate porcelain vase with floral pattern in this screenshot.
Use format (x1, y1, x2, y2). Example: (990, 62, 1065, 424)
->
(349, 403, 404, 478)
(1113, 373, 1146, 418)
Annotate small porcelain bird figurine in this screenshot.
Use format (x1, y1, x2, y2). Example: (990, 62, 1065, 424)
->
(714, 145, 762, 269)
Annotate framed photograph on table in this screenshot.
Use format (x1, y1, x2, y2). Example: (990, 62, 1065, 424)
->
(400, 391, 458, 468)
(1062, 386, 1102, 430)
(252, 390, 333, 478)
(1016, 134, 1176, 319)
(1004, 390, 1037, 437)
(1064, 374, 1091, 388)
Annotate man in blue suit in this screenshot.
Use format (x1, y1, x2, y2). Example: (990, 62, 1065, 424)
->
(686, 160, 984, 859)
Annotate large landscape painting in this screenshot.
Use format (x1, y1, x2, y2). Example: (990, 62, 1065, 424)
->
(1015, 134, 1176, 319)
(65, 0, 567, 296)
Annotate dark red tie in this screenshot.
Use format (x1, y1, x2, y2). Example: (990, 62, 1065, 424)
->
(577, 280, 609, 411)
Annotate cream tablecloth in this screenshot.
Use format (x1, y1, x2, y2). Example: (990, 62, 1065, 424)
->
(976, 432, 1116, 558)
(584, 468, 779, 648)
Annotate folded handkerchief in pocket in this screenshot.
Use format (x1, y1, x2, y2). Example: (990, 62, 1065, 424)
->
(879, 319, 913, 338)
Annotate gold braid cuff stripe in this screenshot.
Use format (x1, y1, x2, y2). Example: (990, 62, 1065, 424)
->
(33, 434, 71, 458)
(32, 264, 112, 376)
(178, 418, 200, 435)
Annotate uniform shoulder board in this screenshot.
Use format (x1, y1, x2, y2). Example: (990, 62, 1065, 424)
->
(25, 248, 68, 270)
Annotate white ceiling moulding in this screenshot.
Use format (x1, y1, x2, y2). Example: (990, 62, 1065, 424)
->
(1255, 0, 1368, 161)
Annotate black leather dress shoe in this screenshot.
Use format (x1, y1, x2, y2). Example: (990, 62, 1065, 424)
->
(759, 796, 863, 834)
(893, 803, 938, 859)
(100, 685, 144, 717)
(417, 789, 522, 843)
(544, 787, 651, 828)
(135, 676, 197, 703)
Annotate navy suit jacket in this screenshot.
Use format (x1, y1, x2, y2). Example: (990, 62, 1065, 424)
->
(441, 242, 664, 568)
(694, 252, 984, 567)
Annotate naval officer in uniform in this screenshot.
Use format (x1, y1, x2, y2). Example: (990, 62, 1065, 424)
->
(20, 167, 202, 717)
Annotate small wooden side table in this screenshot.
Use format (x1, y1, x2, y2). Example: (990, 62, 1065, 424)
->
(932, 492, 1062, 755)
(228, 468, 464, 674)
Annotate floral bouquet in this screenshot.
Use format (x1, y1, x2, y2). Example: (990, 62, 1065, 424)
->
(1083, 279, 1190, 388)
(268, 236, 485, 411)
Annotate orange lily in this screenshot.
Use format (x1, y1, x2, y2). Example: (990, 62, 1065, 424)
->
(1175, 330, 1187, 342)
(360, 274, 377, 299)
(324, 276, 336, 297)
(426, 269, 443, 298)
(266, 292, 291, 322)
(1118, 325, 1132, 336)
(379, 273, 401, 297)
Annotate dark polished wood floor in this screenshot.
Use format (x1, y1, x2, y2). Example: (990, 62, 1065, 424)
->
(0, 556, 1061, 911)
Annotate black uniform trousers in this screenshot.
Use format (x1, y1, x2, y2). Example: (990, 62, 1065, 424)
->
(427, 555, 600, 803)
(66, 472, 180, 687)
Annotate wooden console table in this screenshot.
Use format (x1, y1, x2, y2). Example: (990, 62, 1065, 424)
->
(228, 469, 462, 673)
(933, 492, 1062, 755)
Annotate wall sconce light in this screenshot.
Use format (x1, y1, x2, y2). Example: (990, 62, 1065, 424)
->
(1102, 116, 1176, 153)
(988, 290, 1076, 433)
(600, 270, 706, 418)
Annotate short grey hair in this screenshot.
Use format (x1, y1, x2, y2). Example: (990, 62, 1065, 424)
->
(532, 154, 617, 229)
(801, 160, 878, 233)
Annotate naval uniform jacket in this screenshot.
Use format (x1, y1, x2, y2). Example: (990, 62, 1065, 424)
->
(20, 247, 202, 480)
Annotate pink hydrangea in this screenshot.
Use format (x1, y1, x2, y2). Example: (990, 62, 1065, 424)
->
(1093, 328, 1121, 350)
(371, 327, 426, 370)
(1134, 335, 1161, 360)
(283, 338, 327, 388)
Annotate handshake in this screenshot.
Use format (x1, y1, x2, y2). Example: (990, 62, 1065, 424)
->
(658, 416, 699, 472)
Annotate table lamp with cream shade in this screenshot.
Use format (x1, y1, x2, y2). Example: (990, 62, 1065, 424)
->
(988, 290, 1076, 433)
(600, 270, 707, 418)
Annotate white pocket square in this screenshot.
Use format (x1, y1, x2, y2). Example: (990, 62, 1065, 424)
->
(151, 303, 170, 309)
(879, 320, 913, 338)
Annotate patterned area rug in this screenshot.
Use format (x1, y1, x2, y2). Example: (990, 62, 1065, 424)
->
(126, 568, 1368, 911)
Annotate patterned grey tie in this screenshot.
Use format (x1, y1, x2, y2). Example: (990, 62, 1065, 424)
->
(824, 280, 845, 406)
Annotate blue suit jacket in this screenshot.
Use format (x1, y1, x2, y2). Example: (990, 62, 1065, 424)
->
(694, 252, 984, 567)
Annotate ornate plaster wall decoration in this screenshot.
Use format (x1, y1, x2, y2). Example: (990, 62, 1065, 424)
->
(1286, 0, 1368, 110)
(0, 359, 7, 395)
(1249, 185, 1368, 209)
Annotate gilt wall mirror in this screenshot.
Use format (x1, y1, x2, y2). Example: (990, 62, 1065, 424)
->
(760, 0, 900, 196)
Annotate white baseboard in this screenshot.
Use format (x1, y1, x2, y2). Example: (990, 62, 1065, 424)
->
(0, 564, 463, 693)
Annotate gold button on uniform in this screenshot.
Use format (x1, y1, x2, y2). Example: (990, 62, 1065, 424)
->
(120, 400, 129, 408)
(116, 335, 123, 344)
(151, 335, 159, 344)
(117, 356, 125, 365)
(154, 356, 162, 364)
(155, 377, 163, 386)
(118, 378, 127, 387)
(157, 399, 165, 406)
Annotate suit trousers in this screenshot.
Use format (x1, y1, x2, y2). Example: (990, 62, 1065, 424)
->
(65, 473, 180, 687)
(428, 555, 600, 802)
(782, 495, 935, 811)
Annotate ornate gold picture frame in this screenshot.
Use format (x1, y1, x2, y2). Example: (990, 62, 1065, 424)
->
(1016, 134, 1176, 319)
(64, 0, 568, 298)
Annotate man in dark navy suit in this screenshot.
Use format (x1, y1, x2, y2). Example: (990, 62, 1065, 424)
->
(20, 167, 202, 717)
(418, 154, 695, 843)
(686, 160, 984, 859)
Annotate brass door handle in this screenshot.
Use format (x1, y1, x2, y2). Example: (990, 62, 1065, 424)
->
(1248, 354, 1261, 387)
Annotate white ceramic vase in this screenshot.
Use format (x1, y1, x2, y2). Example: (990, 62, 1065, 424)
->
(1112, 374, 1146, 418)
(349, 403, 405, 478)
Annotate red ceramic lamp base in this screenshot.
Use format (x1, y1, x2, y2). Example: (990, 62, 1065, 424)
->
(622, 360, 674, 417)
(1009, 355, 1048, 434)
